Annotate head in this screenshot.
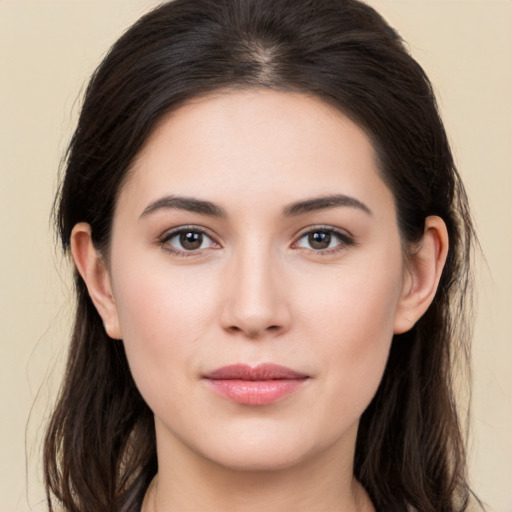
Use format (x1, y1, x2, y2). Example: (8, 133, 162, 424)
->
(45, 1, 474, 511)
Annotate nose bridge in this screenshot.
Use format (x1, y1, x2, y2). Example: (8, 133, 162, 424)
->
(221, 236, 288, 337)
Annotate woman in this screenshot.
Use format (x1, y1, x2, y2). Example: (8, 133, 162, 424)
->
(44, 0, 477, 511)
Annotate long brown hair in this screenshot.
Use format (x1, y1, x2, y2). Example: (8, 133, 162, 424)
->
(45, 1, 476, 510)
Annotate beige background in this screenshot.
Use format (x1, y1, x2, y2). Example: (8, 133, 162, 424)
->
(1, 1, 510, 511)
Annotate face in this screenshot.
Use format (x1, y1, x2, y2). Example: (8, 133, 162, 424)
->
(105, 90, 411, 471)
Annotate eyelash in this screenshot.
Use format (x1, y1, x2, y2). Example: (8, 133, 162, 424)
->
(158, 226, 219, 257)
(158, 225, 355, 257)
(292, 226, 356, 256)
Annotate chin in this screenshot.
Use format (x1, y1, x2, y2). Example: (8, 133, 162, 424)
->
(205, 442, 310, 473)
(190, 422, 334, 473)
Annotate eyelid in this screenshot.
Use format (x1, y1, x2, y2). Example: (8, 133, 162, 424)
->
(158, 225, 221, 256)
(291, 225, 356, 253)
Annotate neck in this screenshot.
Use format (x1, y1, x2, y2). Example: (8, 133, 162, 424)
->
(142, 422, 375, 512)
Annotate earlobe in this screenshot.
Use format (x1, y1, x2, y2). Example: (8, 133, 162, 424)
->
(394, 216, 449, 334)
(70, 223, 123, 339)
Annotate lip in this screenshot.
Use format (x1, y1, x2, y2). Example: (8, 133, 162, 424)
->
(203, 364, 309, 406)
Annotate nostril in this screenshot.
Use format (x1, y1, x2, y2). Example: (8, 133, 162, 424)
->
(225, 323, 282, 338)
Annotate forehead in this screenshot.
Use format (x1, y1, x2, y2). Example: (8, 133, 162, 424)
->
(117, 89, 393, 216)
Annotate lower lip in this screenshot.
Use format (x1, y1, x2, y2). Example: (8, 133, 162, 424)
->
(205, 379, 308, 405)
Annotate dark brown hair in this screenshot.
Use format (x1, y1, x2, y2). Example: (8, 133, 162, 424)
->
(45, 1, 476, 511)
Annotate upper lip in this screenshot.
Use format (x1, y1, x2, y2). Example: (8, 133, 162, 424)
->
(203, 363, 308, 381)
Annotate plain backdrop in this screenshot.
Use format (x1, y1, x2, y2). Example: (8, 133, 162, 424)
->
(1, 1, 511, 511)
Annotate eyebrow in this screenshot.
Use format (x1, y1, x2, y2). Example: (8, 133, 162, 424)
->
(282, 194, 372, 217)
(139, 195, 227, 219)
(139, 193, 372, 220)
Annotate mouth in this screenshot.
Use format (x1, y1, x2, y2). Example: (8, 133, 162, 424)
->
(202, 363, 310, 406)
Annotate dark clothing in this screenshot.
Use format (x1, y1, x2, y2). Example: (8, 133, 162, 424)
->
(381, 503, 409, 512)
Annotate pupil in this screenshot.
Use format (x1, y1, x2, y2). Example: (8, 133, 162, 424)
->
(309, 231, 331, 249)
(180, 231, 202, 250)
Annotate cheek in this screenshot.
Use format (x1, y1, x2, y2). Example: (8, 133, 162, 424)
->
(297, 260, 404, 417)
(298, 256, 403, 344)
(110, 261, 218, 406)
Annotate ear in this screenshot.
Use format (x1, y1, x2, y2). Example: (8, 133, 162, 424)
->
(394, 216, 449, 334)
(70, 223, 122, 339)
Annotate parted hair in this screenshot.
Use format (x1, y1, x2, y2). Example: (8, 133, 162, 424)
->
(45, 1, 476, 511)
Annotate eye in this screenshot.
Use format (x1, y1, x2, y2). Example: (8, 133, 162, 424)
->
(160, 227, 218, 254)
(294, 227, 354, 253)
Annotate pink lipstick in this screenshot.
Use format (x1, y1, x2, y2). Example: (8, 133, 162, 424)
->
(203, 364, 309, 405)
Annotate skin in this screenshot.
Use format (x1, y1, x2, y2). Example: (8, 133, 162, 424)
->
(72, 90, 448, 512)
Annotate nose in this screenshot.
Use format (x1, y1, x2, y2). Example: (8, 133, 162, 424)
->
(220, 243, 291, 339)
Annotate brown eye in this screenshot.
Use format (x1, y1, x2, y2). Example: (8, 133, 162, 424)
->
(161, 227, 217, 254)
(180, 231, 203, 250)
(308, 231, 332, 250)
(294, 227, 353, 253)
